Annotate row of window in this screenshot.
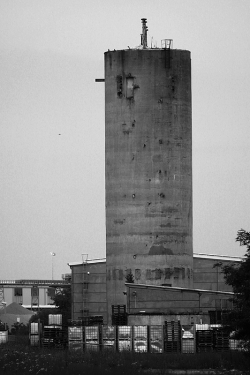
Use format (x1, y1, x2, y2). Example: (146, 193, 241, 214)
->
(14, 287, 55, 297)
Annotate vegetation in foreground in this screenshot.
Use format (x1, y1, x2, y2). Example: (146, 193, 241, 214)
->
(1, 338, 250, 375)
(223, 229, 250, 349)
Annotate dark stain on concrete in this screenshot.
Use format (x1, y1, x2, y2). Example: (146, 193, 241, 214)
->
(164, 268, 174, 279)
(123, 129, 132, 135)
(161, 207, 178, 213)
(114, 219, 125, 225)
(145, 213, 167, 218)
(149, 245, 173, 255)
(152, 154, 163, 162)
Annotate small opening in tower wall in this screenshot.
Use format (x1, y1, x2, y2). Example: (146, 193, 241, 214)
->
(126, 77, 134, 98)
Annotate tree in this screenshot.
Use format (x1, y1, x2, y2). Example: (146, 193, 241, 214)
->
(51, 286, 71, 325)
(125, 271, 134, 283)
(223, 229, 250, 347)
(29, 308, 58, 326)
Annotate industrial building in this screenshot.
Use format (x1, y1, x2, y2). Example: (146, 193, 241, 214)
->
(69, 20, 242, 326)
(69, 253, 241, 325)
(0, 277, 71, 311)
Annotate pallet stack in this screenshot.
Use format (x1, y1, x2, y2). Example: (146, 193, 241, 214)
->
(196, 330, 213, 353)
(30, 322, 40, 347)
(41, 314, 67, 349)
(85, 325, 100, 351)
(117, 325, 132, 351)
(112, 305, 127, 325)
(149, 325, 164, 353)
(101, 325, 116, 350)
(164, 321, 181, 353)
(181, 325, 195, 354)
(133, 325, 148, 352)
(213, 328, 229, 351)
(68, 326, 84, 352)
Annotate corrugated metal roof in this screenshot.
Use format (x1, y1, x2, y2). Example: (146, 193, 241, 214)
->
(193, 252, 243, 262)
(125, 282, 234, 295)
(68, 258, 106, 266)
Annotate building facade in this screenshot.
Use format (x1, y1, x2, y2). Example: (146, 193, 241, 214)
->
(69, 253, 242, 324)
(0, 277, 70, 311)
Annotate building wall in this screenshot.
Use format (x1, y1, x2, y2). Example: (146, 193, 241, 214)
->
(70, 262, 107, 323)
(69, 255, 240, 323)
(126, 285, 232, 316)
(105, 48, 193, 320)
(128, 314, 209, 326)
(193, 255, 240, 292)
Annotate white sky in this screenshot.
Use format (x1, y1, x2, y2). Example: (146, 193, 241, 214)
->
(1, 0, 250, 280)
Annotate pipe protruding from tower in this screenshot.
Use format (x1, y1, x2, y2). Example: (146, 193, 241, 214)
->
(141, 18, 148, 49)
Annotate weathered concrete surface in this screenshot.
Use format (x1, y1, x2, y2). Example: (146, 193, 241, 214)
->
(125, 283, 233, 318)
(105, 48, 192, 322)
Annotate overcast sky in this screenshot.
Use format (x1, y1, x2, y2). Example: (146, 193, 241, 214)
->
(1, 0, 250, 280)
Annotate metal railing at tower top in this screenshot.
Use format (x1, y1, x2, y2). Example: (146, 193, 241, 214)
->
(161, 39, 173, 49)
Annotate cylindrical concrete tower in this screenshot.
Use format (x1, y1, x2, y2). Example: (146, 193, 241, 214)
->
(105, 27, 192, 319)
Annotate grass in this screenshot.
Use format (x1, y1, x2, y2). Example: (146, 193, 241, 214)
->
(1, 337, 250, 374)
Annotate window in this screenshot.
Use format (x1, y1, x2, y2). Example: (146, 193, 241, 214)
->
(116, 75, 123, 97)
(126, 77, 134, 98)
(31, 286, 39, 297)
(14, 287, 22, 296)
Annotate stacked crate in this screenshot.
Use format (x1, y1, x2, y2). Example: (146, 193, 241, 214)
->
(164, 321, 181, 353)
(42, 314, 66, 349)
(101, 325, 116, 350)
(133, 326, 148, 352)
(48, 314, 62, 326)
(30, 322, 40, 347)
(85, 326, 100, 351)
(0, 330, 8, 344)
(117, 326, 132, 351)
(213, 328, 229, 351)
(68, 326, 84, 352)
(42, 326, 62, 348)
(196, 329, 213, 352)
(149, 326, 164, 353)
(181, 325, 195, 354)
(112, 305, 127, 325)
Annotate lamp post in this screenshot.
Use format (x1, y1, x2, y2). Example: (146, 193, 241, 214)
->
(50, 252, 56, 280)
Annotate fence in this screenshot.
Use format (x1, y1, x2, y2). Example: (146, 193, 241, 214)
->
(67, 323, 242, 353)
(1, 319, 241, 353)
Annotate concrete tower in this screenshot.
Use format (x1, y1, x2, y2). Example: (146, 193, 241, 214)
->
(105, 20, 192, 320)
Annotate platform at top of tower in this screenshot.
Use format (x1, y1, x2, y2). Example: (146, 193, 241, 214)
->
(105, 46, 190, 54)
